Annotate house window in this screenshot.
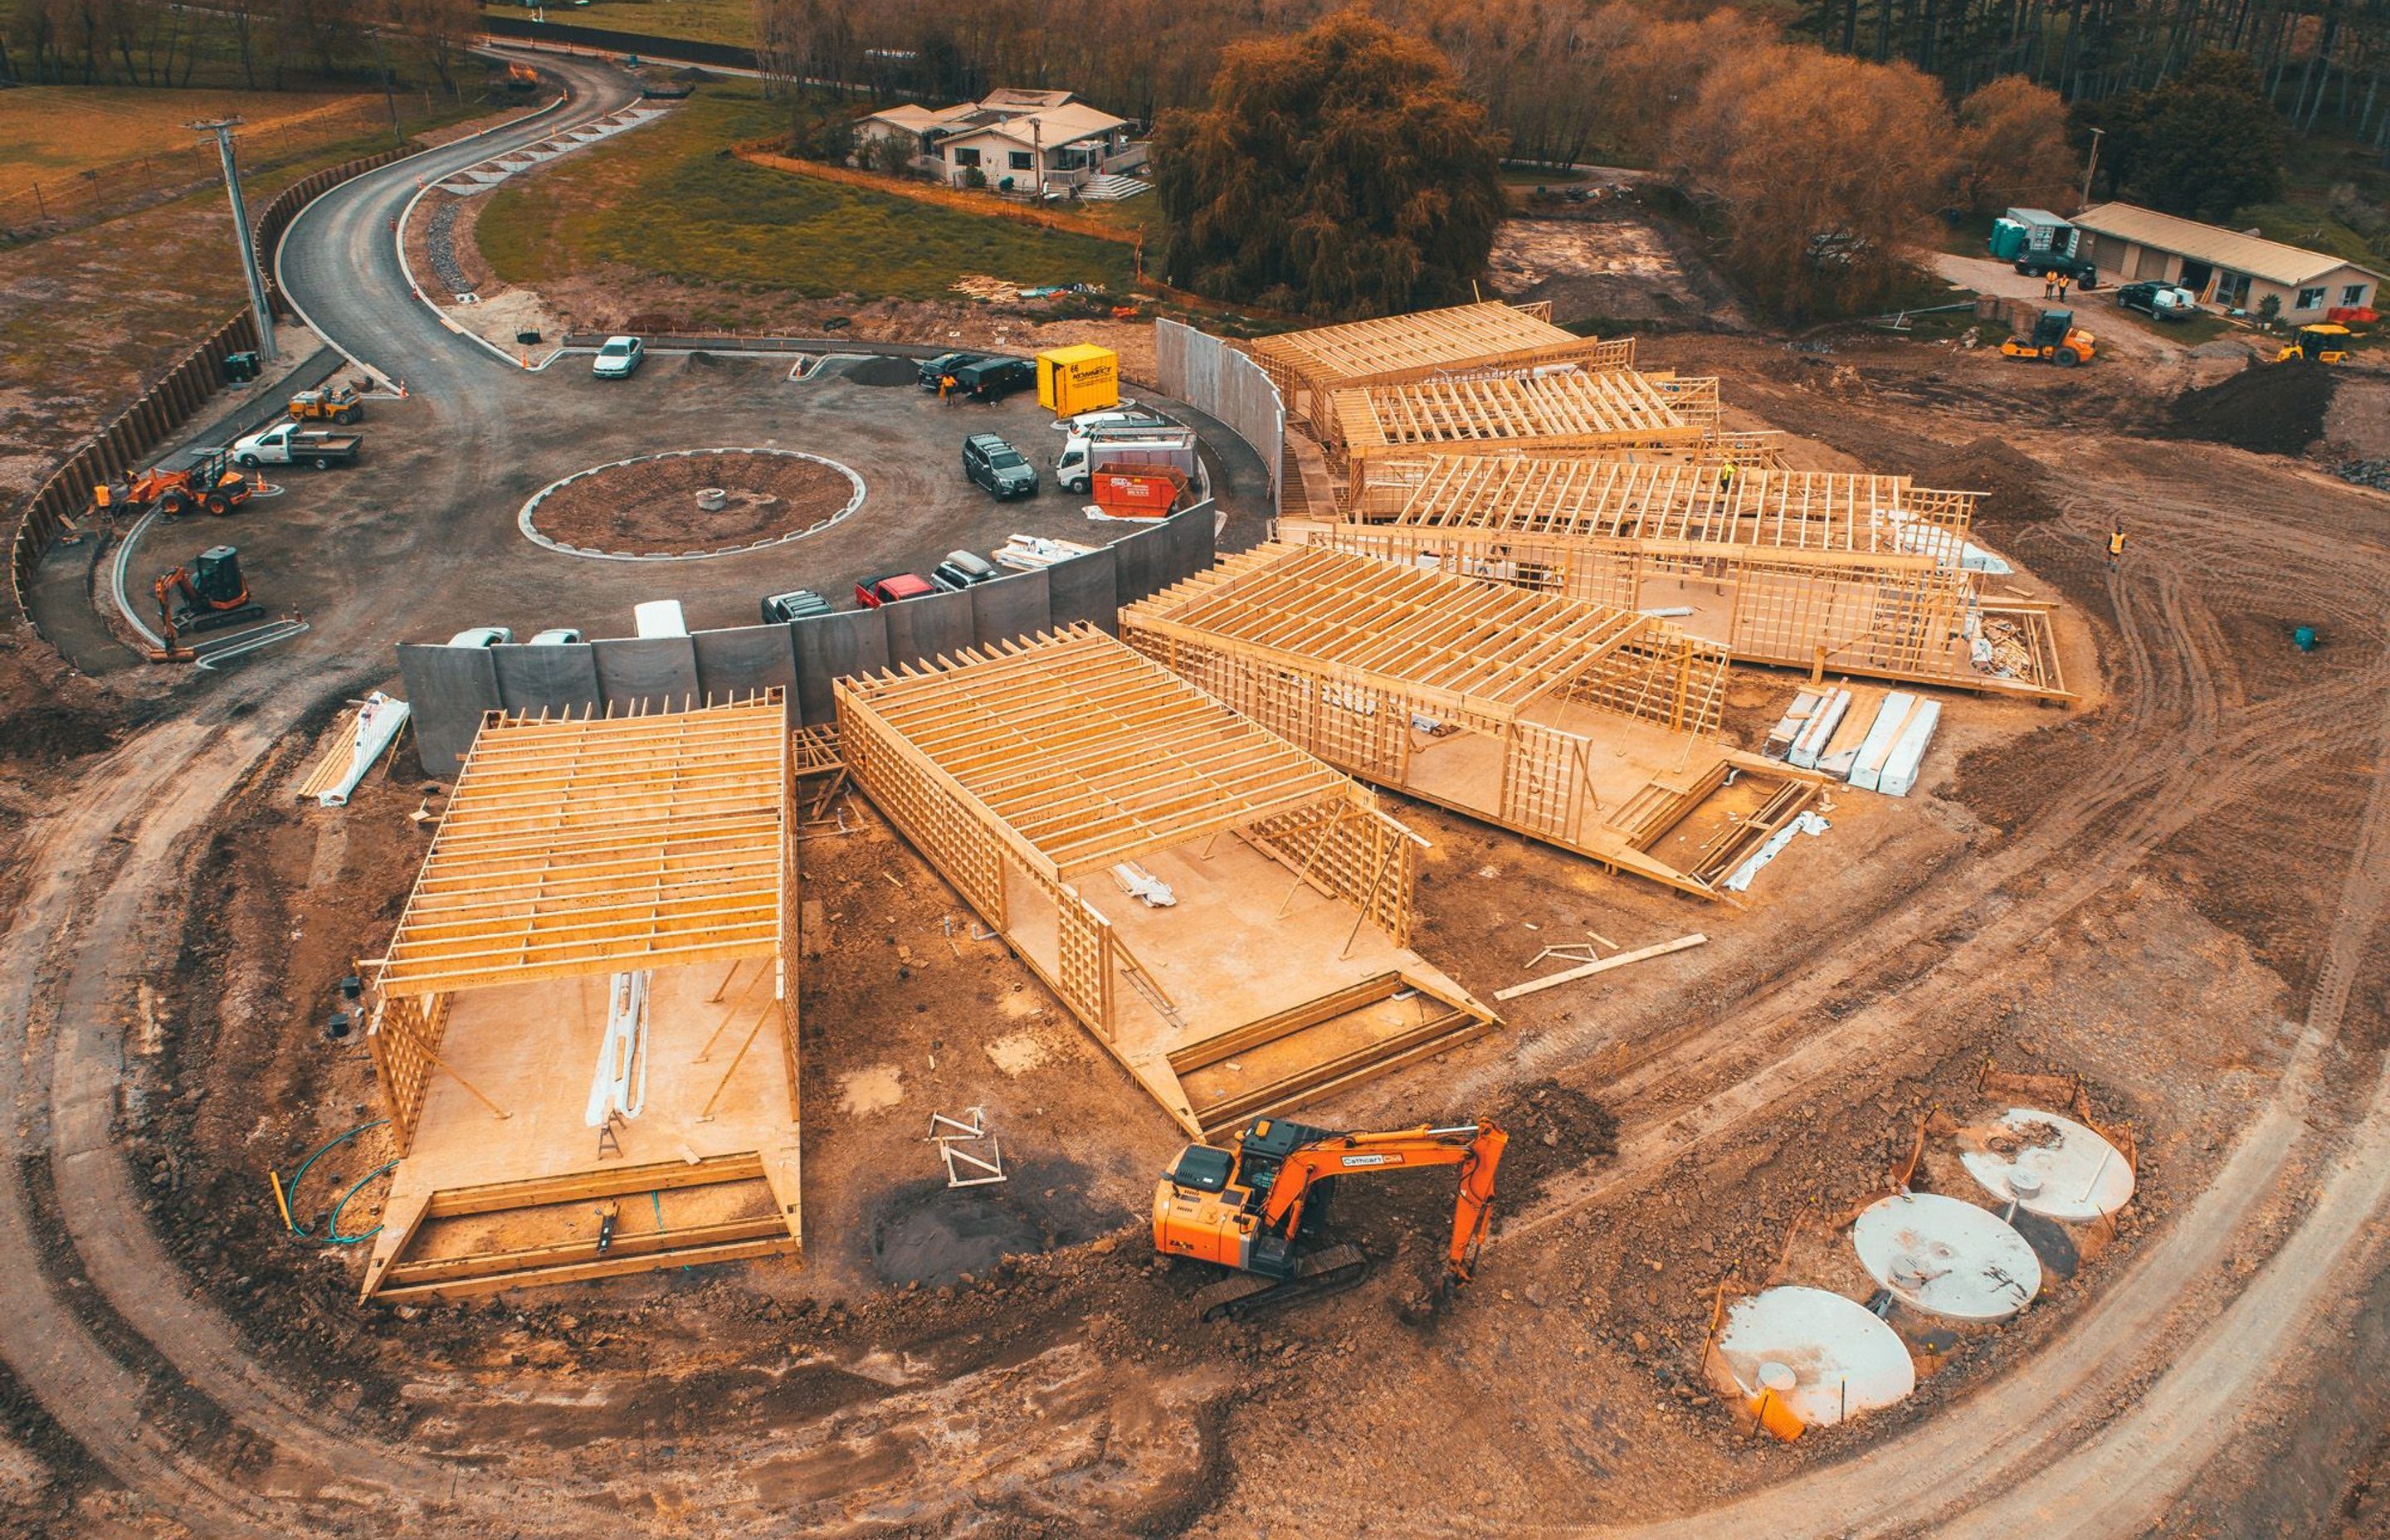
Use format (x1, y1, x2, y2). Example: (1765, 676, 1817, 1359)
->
(953, 147, 981, 168)
(1008, 150, 1033, 171)
(2344, 283, 2369, 307)
(2295, 286, 2326, 311)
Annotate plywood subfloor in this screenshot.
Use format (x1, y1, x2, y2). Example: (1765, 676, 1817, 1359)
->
(368, 960, 800, 1284)
(1001, 835, 1487, 1133)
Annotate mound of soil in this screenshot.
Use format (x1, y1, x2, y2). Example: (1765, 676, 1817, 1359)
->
(529, 450, 857, 555)
(1911, 435, 2061, 526)
(2162, 363, 2337, 456)
(842, 356, 919, 387)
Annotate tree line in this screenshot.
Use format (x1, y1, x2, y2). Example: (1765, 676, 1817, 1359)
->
(1, 0, 482, 95)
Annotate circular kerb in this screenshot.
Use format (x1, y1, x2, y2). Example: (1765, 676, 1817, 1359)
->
(518, 446, 866, 563)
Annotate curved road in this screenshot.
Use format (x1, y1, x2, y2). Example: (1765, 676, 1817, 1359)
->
(1, 49, 2386, 1537)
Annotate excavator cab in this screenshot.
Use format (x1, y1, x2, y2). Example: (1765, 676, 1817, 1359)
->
(2277, 323, 2353, 363)
(1154, 1116, 1507, 1319)
(154, 544, 265, 641)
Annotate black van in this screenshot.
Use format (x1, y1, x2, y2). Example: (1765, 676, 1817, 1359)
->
(951, 356, 1035, 402)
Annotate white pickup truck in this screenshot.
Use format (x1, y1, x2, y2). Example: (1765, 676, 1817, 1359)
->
(231, 421, 361, 470)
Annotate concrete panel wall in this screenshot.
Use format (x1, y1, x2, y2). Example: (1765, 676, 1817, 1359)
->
(400, 497, 1221, 763)
(591, 636, 701, 705)
(491, 641, 602, 716)
(1158, 320, 1285, 514)
(970, 567, 1050, 646)
(397, 644, 505, 772)
(694, 624, 801, 720)
(881, 588, 976, 666)
(797, 608, 890, 725)
(1047, 547, 1119, 634)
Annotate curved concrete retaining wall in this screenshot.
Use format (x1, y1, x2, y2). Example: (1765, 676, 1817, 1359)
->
(397, 499, 1218, 770)
(1157, 319, 1284, 515)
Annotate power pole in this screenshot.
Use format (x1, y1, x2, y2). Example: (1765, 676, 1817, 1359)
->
(192, 119, 277, 363)
(2078, 126, 2104, 212)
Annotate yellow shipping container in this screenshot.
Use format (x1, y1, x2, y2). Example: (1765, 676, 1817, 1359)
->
(1036, 344, 1119, 417)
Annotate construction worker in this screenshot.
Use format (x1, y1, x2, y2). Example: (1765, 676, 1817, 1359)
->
(2042, 271, 2057, 300)
(1717, 461, 1737, 495)
(939, 373, 956, 406)
(2107, 522, 2127, 569)
(2055, 271, 2072, 302)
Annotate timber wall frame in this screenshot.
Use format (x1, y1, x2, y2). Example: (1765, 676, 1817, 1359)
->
(1321, 368, 1713, 471)
(1347, 456, 1982, 567)
(836, 627, 1496, 1136)
(359, 694, 802, 1300)
(1247, 301, 1629, 429)
(1120, 544, 1822, 901)
(1314, 524, 2068, 699)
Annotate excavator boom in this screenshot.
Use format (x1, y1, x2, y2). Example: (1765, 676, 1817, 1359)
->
(1154, 1116, 1509, 1318)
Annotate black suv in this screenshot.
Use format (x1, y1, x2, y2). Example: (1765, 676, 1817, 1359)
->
(963, 432, 1038, 499)
(952, 356, 1036, 402)
(918, 351, 986, 390)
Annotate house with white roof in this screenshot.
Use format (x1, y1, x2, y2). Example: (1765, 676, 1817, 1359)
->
(855, 89, 1146, 196)
(2070, 202, 2383, 319)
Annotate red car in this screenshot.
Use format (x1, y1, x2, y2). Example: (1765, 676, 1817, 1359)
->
(855, 573, 937, 608)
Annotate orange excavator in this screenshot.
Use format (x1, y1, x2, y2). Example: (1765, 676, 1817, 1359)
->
(154, 545, 265, 650)
(1153, 1117, 1507, 1320)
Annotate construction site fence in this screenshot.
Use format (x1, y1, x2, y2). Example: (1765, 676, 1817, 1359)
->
(396, 500, 1219, 772)
(1158, 319, 1284, 516)
(7, 310, 261, 636)
(252, 145, 412, 315)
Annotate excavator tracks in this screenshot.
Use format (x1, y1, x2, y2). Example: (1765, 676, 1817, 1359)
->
(1194, 1244, 1371, 1322)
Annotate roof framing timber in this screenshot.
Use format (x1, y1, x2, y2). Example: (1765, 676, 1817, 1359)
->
(1248, 301, 1612, 401)
(1328, 368, 1705, 462)
(1352, 456, 1982, 565)
(375, 696, 789, 998)
(1122, 543, 1656, 725)
(835, 628, 1362, 879)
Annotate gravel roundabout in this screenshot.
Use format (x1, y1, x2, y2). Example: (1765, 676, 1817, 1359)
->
(520, 446, 866, 560)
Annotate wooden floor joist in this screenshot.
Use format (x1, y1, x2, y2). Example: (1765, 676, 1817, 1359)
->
(836, 628, 1498, 1137)
(1324, 368, 1710, 469)
(1121, 544, 1826, 902)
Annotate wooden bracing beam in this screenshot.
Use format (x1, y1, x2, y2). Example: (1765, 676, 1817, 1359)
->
(1327, 368, 1706, 465)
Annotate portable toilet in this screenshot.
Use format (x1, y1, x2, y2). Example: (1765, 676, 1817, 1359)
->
(1987, 217, 2027, 261)
(1037, 344, 1119, 417)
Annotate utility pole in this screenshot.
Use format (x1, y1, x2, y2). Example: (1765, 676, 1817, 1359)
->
(192, 119, 277, 363)
(2078, 126, 2104, 212)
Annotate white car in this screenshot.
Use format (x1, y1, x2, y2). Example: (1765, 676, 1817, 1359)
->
(593, 335, 645, 378)
(446, 626, 512, 647)
(528, 627, 584, 645)
(1051, 402, 1154, 433)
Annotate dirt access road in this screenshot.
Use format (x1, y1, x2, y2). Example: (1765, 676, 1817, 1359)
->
(2, 53, 2390, 1538)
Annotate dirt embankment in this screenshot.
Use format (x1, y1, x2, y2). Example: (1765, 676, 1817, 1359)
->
(2161, 363, 2338, 456)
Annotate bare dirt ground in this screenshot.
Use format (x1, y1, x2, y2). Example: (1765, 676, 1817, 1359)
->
(529, 446, 859, 553)
(8, 191, 2390, 1533)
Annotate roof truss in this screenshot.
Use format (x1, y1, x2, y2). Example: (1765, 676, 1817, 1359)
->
(1124, 543, 1651, 721)
(1330, 368, 1704, 460)
(1359, 456, 1980, 562)
(836, 628, 1359, 879)
(376, 697, 788, 998)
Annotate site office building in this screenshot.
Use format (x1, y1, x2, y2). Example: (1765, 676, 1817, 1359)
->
(2070, 202, 2383, 318)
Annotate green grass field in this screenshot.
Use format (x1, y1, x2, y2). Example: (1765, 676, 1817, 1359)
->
(485, 0, 754, 47)
(477, 88, 1139, 301)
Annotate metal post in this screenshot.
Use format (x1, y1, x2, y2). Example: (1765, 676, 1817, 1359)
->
(192, 120, 276, 363)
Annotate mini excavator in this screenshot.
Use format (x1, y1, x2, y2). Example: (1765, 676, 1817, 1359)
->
(1153, 1117, 1507, 1320)
(154, 545, 265, 652)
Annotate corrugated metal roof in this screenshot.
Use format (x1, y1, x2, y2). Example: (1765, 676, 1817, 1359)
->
(2071, 202, 2383, 287)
